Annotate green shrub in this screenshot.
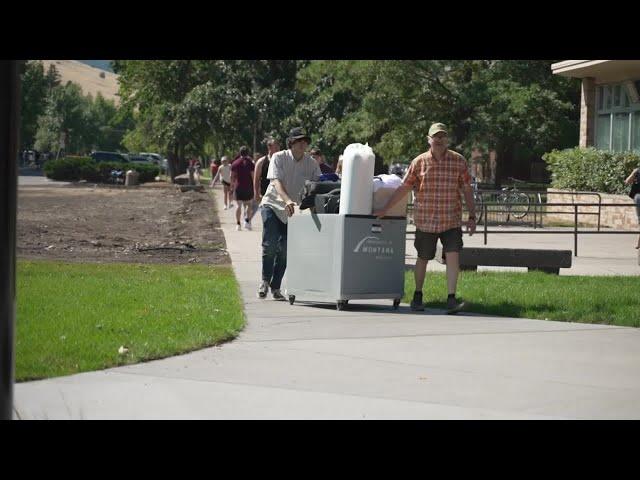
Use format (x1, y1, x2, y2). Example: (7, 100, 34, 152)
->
(43, 157, 159, 184)
(128, 163, 160, 183)
(43, 157, 97, 181)
(543, 147, 640, 195)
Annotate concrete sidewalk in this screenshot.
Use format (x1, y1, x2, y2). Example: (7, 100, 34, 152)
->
(13, 186, 640, 419)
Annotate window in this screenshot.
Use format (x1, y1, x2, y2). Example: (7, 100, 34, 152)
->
(612, 113, 629, 151)
(595, 82, 640, 152)
(596, 114, 611, 150)
(633, 112, 640, 152)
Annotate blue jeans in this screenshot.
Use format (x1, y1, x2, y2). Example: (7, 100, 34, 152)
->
(261, 206, 288, 290)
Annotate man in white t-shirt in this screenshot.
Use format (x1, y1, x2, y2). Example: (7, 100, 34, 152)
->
(258, 127, 321, 300)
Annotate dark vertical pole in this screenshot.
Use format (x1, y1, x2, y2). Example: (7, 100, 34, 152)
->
(483, 202, 487, 245)
(574, 204, 578, 257)
(0, 61, 20, 420)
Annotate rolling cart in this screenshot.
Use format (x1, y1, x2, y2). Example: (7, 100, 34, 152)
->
(286, 213, 406, 310)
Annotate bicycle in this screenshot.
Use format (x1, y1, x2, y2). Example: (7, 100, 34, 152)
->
(497, 177, 530, 222)
(470, 178, 484, 224)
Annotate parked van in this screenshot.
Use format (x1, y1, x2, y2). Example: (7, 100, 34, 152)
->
(90, 151, 128, 163)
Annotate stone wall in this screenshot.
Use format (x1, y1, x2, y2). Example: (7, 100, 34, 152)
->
(546, 189, 638, 230)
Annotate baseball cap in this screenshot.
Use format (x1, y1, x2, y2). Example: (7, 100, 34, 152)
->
(428, 123, 448, 137)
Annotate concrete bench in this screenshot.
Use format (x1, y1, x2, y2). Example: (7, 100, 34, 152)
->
(435, 245, 572, 274)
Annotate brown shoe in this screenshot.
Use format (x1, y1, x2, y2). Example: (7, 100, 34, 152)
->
(410, 292, 425, 311)
(446, 296, 466, 314)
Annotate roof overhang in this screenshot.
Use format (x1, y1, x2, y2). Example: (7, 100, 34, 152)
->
(551, 60, 640, 83)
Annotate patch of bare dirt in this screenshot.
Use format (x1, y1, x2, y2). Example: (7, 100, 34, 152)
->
(17, 182, 229, 265)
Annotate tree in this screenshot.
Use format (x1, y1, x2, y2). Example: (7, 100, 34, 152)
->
(20, 61, 60, 150)
(113, 60, 299, 179)
(292, 60, 580, 181)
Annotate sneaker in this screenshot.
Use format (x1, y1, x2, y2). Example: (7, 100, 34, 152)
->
(257, 280, 269, 299)
(223, 205, 228, 210)
(244, 221, 252, 231)
(236, 224, 241, 231)
(410, 292, 425, 311)
(446, 296, 466, 314)
(272, 288, 285, 301)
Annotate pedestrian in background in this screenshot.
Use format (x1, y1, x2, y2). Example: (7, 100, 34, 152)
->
(231, 146, 255, 231)
(211, 156, 233, 209)
(624, 166, 640, 249)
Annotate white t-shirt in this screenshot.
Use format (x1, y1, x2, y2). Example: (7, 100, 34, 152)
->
(260, 149, 321, 223)
(214, 164, 231, 184)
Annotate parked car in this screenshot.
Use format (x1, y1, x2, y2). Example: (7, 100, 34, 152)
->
(139, 152, 164, 165)
(90, 151, 129, 163)
(128, 154, 154, 164)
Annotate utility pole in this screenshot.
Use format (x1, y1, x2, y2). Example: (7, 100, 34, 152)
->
(0, 60, 20, 420)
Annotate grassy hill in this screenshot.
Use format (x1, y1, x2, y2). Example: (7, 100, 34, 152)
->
(40, 60, 120, 104)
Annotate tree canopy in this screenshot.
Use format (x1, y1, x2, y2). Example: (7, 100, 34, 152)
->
(22, 59, 581, 184)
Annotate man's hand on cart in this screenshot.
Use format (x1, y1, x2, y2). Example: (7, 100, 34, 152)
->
(285, 201, 296, 217)
(373, 208, 387, 219)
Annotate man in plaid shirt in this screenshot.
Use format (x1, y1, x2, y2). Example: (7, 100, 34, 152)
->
(374, 123, 476, 313)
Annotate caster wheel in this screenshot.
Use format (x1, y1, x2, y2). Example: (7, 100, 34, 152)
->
(393, 298, 401, 310)
(288, 295, 295, 305)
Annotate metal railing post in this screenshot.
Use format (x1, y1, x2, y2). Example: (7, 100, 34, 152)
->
(483, 202, 487, 245)
(574, 204, 578, 257)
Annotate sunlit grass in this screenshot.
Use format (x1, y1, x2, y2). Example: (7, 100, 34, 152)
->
(17, 260, 244, 381)
(403, 270, 640, 327)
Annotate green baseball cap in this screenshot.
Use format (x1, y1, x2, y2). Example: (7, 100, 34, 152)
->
(428, 123, 448, 137)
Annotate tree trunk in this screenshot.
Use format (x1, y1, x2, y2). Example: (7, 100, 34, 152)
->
(494, 143, 514, 189)
(167, 143, 179, 182)
(252, 122, 257, 157)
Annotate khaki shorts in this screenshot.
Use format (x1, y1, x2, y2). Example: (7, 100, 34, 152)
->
(414, 227, 463, 260)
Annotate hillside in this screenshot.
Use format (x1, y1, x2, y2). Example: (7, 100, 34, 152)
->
(39, 60, 120, 104)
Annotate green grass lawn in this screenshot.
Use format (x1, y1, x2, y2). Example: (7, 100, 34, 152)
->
(403, 270, 640, 327)
(16, 260, 244, 381)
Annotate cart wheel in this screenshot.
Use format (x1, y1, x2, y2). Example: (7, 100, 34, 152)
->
(393, 298, 401, 310)
(336, 300, 347, 311)
(288, 295, 295, 305)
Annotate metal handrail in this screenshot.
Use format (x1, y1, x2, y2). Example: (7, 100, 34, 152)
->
(405, 201, 638, 257)
(544, 190, 602, 231)
(407, 189, 605, 230)
(479, 202, 637, 257)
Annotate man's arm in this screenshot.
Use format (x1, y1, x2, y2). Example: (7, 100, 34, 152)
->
(625, 168, 639, 185)
(373, 184, 412, 218)
(462, 184, 476, 235)
(272, 179, 296, 217)
(253, 158, 264, 200)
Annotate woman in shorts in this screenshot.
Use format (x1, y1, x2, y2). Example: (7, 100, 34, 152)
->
(212, 156, 233, 209)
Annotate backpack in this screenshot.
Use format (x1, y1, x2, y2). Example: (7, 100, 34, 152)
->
(299, 180, 342, 210)
(314, 188, 341, 214)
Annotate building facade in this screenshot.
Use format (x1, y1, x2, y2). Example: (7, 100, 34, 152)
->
(551, 60, 640, 152)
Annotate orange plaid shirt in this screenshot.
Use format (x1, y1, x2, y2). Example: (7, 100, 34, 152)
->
(403, 149, 472, 233)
